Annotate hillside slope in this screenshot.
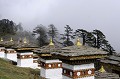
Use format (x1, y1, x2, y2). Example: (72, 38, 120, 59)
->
(0, 58, 39, 79)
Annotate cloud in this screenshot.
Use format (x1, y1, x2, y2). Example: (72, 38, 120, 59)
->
(0, 0, 120, 52)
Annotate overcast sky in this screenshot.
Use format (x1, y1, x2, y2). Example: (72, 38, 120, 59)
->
(0, 0, 120, 52)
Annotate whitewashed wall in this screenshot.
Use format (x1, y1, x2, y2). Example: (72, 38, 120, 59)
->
(41, 67, 62, 79)
(17, 52, 33, 68)
(40, 58, 62, 63)
(17, 58, 33, 67)
(5, 49, 17, 62)
(40, 58, 62, 79)
(62, 63, 94, 79)
(62, 63, 94, 70)
(18, 52, 33, 55)
(0, 47, 5, 58)
(32, 58, 39, 69)
(63, 75, 94, 79)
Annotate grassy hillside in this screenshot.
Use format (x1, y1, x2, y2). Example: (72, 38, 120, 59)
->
(0, 58, 40, 79)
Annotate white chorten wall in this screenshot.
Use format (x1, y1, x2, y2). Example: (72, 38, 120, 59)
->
(5, 49, 17, 62)
(0, 47, 5, 58)
(17, 52, 33, 68)
(32, 54, 39, 69)
(63, 76, 94, 79)
(62, 63, 95, 79)
(40, 58, 62, 79)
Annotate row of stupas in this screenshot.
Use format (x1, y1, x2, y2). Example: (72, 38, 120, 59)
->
(0, 37, 119, 79)
(39, 39, 104, 79)
(100, 54, 120, 77)
(35, 38, 119, 79)
(0, 37, 39, 69)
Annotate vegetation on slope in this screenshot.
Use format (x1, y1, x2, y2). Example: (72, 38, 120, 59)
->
(0, 58, 39, 79)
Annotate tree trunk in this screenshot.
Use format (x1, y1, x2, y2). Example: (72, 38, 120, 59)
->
(83, 35, 85, 45)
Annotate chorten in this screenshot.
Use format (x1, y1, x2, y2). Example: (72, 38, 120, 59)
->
(100, 54, 120, 76)
(23, 37, 27, 44)
(95, 66, 119, 79)
(10, 37, 13, 42)
(99, 66, 106, 73)
(52, 38, 108, 79)
(16, 48, 34, 67)
(49, 38, 54, 46)
(35, 38, 62, 79)
(13, 37, 38, 68)
(0, 38, 3, 42)
(32, 53, 39, 69)
(2, 37, 17, 62)
(0, 44, 5, 58)
(5, 48, 17, 62)
(76, 38, 82, 46)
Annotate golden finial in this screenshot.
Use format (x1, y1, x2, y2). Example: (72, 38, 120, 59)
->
(76, 38, 82, 46)
(23, 37, 27, 44)
(49, 38, 54, 46)
(99, 65, 106, 73)
(0, 38, 3, 42)
(10, 37, 13, 42)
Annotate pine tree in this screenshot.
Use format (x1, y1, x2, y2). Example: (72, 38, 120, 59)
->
(60, 25, 75, 46)
(48, 24, 58, 41)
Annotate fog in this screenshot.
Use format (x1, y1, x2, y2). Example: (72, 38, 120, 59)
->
(0, 0, 120, 52)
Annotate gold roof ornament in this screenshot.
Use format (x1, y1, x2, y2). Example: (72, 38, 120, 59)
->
(76, 38, 82, 46)
(0, 38, 3, 42)
(99, 65, 106, 73)
(23, 37, 27, 44)
(49, 38, 54, 46)
(10, 37, 13, 42)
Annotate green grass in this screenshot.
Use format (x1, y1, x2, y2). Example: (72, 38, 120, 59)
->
(0, 58, 40, 79)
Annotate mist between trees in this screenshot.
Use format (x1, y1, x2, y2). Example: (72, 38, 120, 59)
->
(0, 19, 115, 55)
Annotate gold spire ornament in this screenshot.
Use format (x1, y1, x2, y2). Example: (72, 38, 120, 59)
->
(49, 38, 54, 46)
(0, 38, 3, 42)
(99, 66, 106, 73)
(76, 38, 82, 46)
(23, 37, 27, 44)
(10, 37, 13, 42)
